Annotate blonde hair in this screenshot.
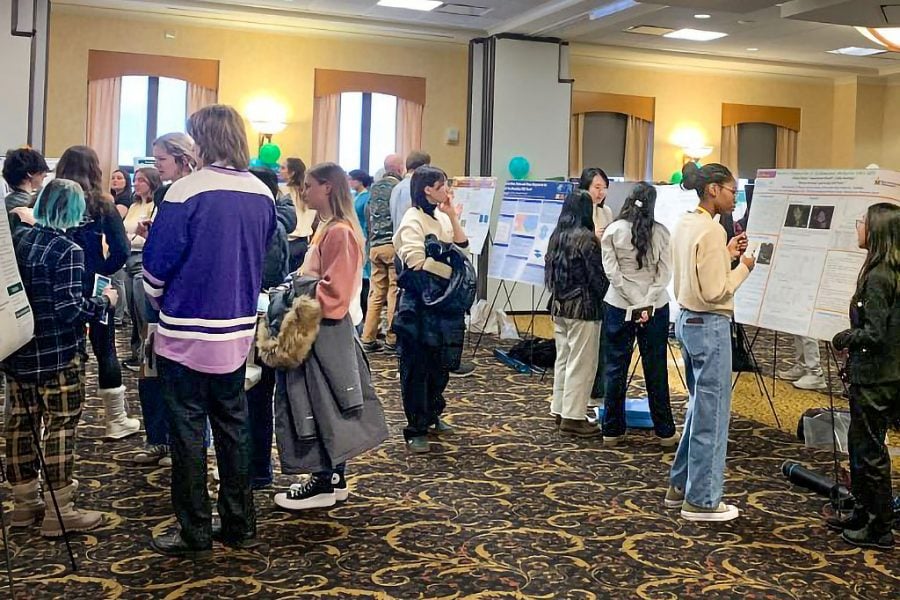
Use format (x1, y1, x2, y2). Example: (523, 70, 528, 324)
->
(307, 162, 364, 255)
(186, 105, 250, 170)
(152, 132, 197, 177)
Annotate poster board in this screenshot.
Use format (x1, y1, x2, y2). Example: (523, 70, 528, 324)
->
(450, 176, 495, 255)
(488, 180, 573, 287)
(0, 208, 34, 361)
(735, 169, 900, 342)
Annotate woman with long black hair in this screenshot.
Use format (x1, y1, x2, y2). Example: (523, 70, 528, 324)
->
(600, 182, 676, 447)
(829, 202, 900, 550)
(546, 190, 606, 437)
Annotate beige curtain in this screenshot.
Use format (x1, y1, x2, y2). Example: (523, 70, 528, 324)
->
(569, 113, 585, 178)
(312, 94, 341, 165)
(775, 126, 799, 169)
(186, 83, 218, 117)
(720, 125, 739, 174)
(395, 98, 423, 162)
(624, 116, 652, 181)
(87, 77, 122, 191)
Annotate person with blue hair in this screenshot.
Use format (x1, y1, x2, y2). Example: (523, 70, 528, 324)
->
(1, 178, 119, 538)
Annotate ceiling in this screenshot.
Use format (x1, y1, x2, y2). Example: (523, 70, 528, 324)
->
(53, 0, 900, 76)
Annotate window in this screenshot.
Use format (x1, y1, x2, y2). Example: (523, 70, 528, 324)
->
(582, 112, 627, 178)
(338, 91, 397, 174)
(118, 76, 187, 167)
(737, 122, 777, 180)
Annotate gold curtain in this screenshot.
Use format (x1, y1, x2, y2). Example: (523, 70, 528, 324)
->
(720, 125, 739, 174)
(186, 83, 218, 117)
(312, 94, 341, 165)
(569, 113, 585, 178)
(395, 98, 424, 163)
(87, 77, 122, 191)
(624, 116, 652, 181)
(775, 126, 799, 169)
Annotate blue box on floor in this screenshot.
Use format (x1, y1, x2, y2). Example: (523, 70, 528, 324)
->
(595, 397, 654, 429)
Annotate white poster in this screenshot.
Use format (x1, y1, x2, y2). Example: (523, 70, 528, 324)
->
(735, 169, 900, 341)
(0, 213, 34, 361)
(451, 176, 496, 255)
(652, 185, 702, 322)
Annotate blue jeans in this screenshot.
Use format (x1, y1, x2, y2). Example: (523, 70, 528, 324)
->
(669, 309, 733, 508)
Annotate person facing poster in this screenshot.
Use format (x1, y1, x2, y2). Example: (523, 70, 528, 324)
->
(829, 202, 900, 551)
(665, 162, 755, 523)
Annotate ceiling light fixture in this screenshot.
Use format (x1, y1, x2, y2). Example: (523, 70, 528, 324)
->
(746, 47, 759, 52)
(590, 0, 638, 20)
(377, 0, 442, 11)
(663, 28, 728, 42)
(694, 14, 711, 19)
(857, 27, 900, 51)
(827, 46, 887, 57)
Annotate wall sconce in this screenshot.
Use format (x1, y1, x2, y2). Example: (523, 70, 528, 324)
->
(682, 146, 713, 163)
(250, 120, 287, 151)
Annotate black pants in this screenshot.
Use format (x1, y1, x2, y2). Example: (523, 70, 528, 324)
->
(158, 356, 254, 548)
(246, 358, 275, 488)
(288, 237, 310, 274)
(602, 303, 675, 438)
(360, 278, 370, 321)
(88, 307, 122, 389)
(397, 332, 450, 440)
(848, 382, 899, 533)
(590, 321, 606, 400)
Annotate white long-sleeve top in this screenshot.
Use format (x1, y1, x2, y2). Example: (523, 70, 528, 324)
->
(600, 219, 672, 310)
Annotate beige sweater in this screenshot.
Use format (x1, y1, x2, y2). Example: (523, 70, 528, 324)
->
(393, 207, 455, 279)
(671, 210, 749, 317)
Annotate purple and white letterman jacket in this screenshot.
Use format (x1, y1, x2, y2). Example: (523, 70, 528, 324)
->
(142, 165, 275, 374)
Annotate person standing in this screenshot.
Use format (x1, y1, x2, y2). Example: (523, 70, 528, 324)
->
(3, 147, 49, 236)
(389, 151, 430, 234)
(665, 162, 754, 523)
(600, 183, 677, 447)
(2, 179, 118, 537)
(776, 336, 826, 390)
(282, 158, 316, 273)
(360, 155, 403, 353)
(110, 169, 133, 217)
(349, 169, 374, 320)
(143, 105, 275, 557)
(545, 191, 606, 437)
(829, 203, 900, 551)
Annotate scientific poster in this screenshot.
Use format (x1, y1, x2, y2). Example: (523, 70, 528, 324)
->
(451, 177, 496, 255)
(0, 212, 34, 361)
(735, 169, 900, 341)
(488, 180, 573, 287)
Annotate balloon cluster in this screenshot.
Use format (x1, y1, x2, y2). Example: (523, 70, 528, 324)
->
(250, 143, 281, 171)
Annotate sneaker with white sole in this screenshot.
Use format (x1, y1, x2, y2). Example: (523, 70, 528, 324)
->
(274, 475, 336, 511)
(134, 444, 171, 466)
(332, 472, 349, 502)
(793, 373, 827, 390)
(776, 364, 806, 381)
(664, 486, 684, 509)
(681, 501, 739, 522)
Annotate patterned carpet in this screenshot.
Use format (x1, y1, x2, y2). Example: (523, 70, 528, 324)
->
(0, 327, 897, 599)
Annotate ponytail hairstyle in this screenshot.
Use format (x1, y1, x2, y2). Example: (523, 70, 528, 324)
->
(856, 202, 900, 295)
(617, 182, 658, 269)
(681, 161, 733, 199)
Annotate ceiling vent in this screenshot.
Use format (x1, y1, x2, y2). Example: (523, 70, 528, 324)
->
(435, 3, 492, 17)
(625, 25, 675, 36)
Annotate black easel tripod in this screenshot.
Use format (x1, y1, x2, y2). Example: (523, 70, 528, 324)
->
(730, 324, 782, 429)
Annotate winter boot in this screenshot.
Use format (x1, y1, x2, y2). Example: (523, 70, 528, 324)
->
(100, 386, 141, 439)
(10, 479, 45, 527)
(40, 482, 103, 538)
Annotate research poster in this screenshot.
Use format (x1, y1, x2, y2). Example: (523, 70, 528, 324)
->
(488, 180, 574, 287)
(0, 213, 34, 361)
(451, 176, 496, 255)
(735, 169, 900, 342)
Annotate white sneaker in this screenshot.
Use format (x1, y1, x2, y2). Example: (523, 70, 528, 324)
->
(776, 365, 805, 381)
(681, 502, 740, 522)
(793, 373, 827, 390)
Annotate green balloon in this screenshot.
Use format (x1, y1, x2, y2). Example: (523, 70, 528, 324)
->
(669, 170, 683, 184)
(259, 143, 281, 165)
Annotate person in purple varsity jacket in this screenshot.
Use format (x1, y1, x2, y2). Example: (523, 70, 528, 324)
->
(142, 105, 275, 559)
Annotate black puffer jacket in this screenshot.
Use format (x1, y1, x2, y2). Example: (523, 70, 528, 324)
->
(262, 194, 298, 289)
(545, 227, 607, 321)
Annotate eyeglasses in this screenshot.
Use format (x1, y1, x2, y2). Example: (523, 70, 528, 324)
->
(719, 185, 737, 195)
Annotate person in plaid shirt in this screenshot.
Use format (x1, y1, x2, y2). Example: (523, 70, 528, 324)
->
(2, 178, 119, 538)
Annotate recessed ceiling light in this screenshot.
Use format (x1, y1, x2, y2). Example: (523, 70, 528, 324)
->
(663, 28, 728, 42)
(738, 20, 755, 25)
(376, 0, 441, 11)
(827, 46, 886, 56)
(746, 47, 759, 52)
(694, 14, 711, 19)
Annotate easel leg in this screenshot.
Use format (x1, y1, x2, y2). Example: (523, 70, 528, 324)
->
(824, 343, 843, 489)
(0, 465, 15, 598)
(666, 340, 687, 391)
(742, 330, 782, 429)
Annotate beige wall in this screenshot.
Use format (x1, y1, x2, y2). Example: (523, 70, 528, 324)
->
(46, 9, 469, 174)
(855, 82, 886, 169)
(831, 82, 857, 169)
(880, 84, 900, 171)
(571, 46, 837, 180)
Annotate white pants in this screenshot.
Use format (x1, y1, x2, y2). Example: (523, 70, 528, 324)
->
(792, 335, 822, 373)
(551, 317, 601, 420)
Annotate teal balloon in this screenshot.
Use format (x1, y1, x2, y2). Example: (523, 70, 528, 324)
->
(508, 156, 530, 180)
(250, 158, 265, 168)
(259, 143, 281, 164)
(265, 162, 280, 172)
(669, 170, 683, 184)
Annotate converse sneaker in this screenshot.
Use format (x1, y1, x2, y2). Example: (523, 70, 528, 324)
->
(681, 501, 740, 522)
(134, 444, 171, 466)
(776, 364, 806, 381)
(274, 475, 336, 511)
(122, 358, 142, 372)
(664, 486, 685, 509)
(332, 472, 349, 502)
(793, 372, 827, 391)
(362, 340, 383, 354)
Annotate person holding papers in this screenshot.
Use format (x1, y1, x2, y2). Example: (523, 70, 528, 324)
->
(829, 202, 900, 551)
(600, 182, 677, 448)
(665, 162, 755, 523)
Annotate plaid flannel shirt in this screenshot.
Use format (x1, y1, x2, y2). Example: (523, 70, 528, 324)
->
(2, 225, 108, 382)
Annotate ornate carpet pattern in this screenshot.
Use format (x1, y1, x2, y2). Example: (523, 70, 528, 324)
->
(0, 330, 897, 599)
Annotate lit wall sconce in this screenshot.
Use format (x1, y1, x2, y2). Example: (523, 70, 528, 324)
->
(251, 120, 287, 151)
(246, 97, 289, 151)
(682, 145, 713, 163)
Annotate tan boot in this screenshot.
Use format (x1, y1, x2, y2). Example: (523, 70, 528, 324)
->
(559, 418, 602, 438)
(40, 482, 103, 538)
(10, 479, 45, 527)
(100, 386, 141, 439)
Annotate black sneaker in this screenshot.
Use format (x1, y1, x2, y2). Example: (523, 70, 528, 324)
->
(449, 361, 475, 378)
(332, 472, 349, 502)
(273, 475, 336, 511)
(150, 531, 212, 559)
(211, 515, 259, 549)
(362, 340, 383, 354)
(825, 510, 868, 532)
(842, 524, 894, 550)
(122, 358, 141, 372)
